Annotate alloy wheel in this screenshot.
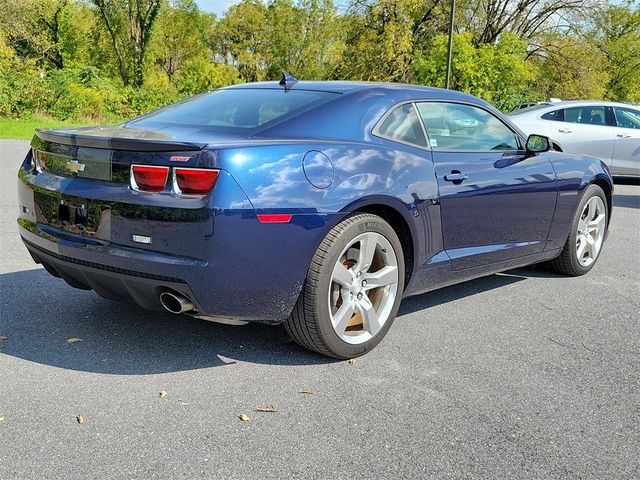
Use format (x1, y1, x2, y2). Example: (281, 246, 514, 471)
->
(328, 232, 399, 344)
(576, 196, 606, 267)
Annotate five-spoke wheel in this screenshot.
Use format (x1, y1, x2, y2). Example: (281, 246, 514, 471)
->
(284, 213, 405, 358)
(550, 184, 609, 276)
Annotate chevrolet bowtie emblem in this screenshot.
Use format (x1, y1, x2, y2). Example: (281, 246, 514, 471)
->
(66, 160, 86, 173)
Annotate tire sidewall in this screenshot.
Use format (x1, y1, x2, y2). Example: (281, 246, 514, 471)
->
(313, 215, 405, 358)
(567, 185, 608, 274)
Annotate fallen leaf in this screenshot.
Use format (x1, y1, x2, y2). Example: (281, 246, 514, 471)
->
(299, 389, 315, 395)
(159, 390, 168, 398)
(348, 358, 357, 366)
(66, 337, 82, 343)
(238, 414, 250, 422)
(76, 415, 84, 425)
(0, 416, 5, 423)
(0, 336, 7, 340)
(255, 404, 278, 413)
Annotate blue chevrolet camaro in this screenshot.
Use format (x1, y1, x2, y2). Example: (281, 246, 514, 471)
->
(17, 77, 613, 358)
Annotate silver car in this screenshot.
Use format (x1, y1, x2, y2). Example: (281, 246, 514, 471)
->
(509, 101, 640, 177)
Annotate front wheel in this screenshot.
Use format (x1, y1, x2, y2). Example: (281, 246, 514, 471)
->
(549, 184, 608, 276)
(284, 213, 405, 358)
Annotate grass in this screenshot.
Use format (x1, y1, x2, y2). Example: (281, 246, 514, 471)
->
(0, 116, 101, 140)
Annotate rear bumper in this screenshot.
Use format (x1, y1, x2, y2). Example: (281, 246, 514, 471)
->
(22, 233, 202, 315)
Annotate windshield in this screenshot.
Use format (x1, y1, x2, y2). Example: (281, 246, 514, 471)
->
(128, 88, 340, 131)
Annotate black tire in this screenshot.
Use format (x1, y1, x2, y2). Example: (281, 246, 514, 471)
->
(549, 184, 608, 276)
(284, 213, 405, 359)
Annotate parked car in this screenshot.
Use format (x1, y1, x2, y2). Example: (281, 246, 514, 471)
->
(17, 78, 613, 358)
(509, 101, 640, 177)
(511, 98, 562, 112)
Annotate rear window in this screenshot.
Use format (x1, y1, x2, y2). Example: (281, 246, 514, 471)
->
(129, 89, 340, 130)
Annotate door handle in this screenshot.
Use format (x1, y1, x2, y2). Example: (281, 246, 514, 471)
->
(558, 128, 572, 133)
(617, 133, 631, 138)
(444, 172, 468, 183)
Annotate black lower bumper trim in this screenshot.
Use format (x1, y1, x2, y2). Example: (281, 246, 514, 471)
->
(22, 238, 185, 283)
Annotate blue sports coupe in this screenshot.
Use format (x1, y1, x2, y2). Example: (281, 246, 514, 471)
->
(17, 76, 613, 358)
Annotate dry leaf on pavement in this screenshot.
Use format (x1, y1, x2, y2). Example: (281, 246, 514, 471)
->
(255, 404, 278, 413)
(66, 338, 82, 343)
(238, 414, 250, 422)
(159, 390, 168, 398)
(299, 389, 315, 395)
(76, 415, 85, 425)
(0, 336, 7, 340)
(0, 416, 5, 423)
(348, 358, 357, 366)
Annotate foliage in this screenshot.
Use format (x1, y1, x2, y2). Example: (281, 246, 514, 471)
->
(414, 32, 536, 111)
(0, 0, 639, 126)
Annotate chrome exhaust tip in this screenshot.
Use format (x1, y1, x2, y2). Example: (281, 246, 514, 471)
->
(159, 291, 194, 314)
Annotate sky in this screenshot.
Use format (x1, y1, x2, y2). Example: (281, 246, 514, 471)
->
(195, 0, 241, 15)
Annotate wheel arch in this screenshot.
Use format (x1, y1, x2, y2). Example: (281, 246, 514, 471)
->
(347, 200, 416, 289)
(591, 176, 613, 219)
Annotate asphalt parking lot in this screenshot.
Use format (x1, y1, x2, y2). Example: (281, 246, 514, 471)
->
(1, 139, 639, 479)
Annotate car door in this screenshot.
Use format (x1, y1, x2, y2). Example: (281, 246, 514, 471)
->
(553, 105, 616, 167)
(415, 101, 557, 270)
(611, 106, 640, 177)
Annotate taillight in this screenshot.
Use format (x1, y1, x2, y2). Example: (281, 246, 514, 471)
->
(131, 165, 169, 192)
(174, 168, 219, 195)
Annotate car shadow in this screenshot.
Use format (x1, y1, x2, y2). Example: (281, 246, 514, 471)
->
(0, 265, 561, 375)
(613, 194, 640, 209)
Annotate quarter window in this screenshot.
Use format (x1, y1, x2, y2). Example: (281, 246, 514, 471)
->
(541, 109, 564, 121)
(614, 107, 640, 129)
(376, 103, 427, 148)
(564, 106, 606, 125)
(416, 102, 519, 151)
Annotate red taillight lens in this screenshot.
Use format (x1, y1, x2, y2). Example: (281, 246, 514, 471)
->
(174, 168, 219, 195)
(131, 165, 169, 192)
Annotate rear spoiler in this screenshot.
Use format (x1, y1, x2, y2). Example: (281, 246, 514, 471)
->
(34, 128, 206, 152)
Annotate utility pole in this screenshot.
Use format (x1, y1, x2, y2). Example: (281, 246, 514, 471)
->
(445, 0, 455, 89)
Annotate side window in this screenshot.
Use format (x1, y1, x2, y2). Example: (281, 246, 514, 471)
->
(564, 106, 606, 125)
(415, 102, 519, 151)
(614, 107, 640, 129)
(376, 103, 427, 148)
(541, 109, 564, 121)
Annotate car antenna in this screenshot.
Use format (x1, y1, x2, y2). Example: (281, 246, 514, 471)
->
(279, 71, 298, 92)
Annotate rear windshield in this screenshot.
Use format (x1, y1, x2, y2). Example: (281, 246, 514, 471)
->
(129, 88, 340, 130)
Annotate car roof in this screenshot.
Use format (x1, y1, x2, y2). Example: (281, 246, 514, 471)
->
(510, 100, 640, 116)
(224, 80, 482, 103)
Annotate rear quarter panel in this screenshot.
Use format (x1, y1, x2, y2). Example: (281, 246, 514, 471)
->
(214, 141, 443, 277)
(545, 152, 613, 251)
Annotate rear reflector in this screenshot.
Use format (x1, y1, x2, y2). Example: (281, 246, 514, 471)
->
(131, 165, 169, 192)
(174, 168, 219, 195)
(257, 214, 293, 223)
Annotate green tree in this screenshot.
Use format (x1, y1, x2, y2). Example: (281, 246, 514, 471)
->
(151, 0, 214, 77)
(414, 32, 536, 110)
(92, 0, 162, 87)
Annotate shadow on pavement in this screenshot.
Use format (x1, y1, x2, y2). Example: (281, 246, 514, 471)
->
(613, 194, 640, 209)
(1, 265, 558, 375)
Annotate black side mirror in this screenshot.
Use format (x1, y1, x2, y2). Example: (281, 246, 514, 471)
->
(526, 134, 551, 154)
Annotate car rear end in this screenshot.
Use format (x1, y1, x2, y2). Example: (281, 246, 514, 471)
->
(17, 128, 235, 317)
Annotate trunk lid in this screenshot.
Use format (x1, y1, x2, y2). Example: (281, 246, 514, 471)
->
(32, 126, 208, 182)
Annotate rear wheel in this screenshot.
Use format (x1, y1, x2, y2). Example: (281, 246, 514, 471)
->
(284, 213, 405, 358)
(549, 184, 608, 276)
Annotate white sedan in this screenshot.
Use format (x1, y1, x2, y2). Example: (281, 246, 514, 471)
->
(509, 101, 640, 177)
